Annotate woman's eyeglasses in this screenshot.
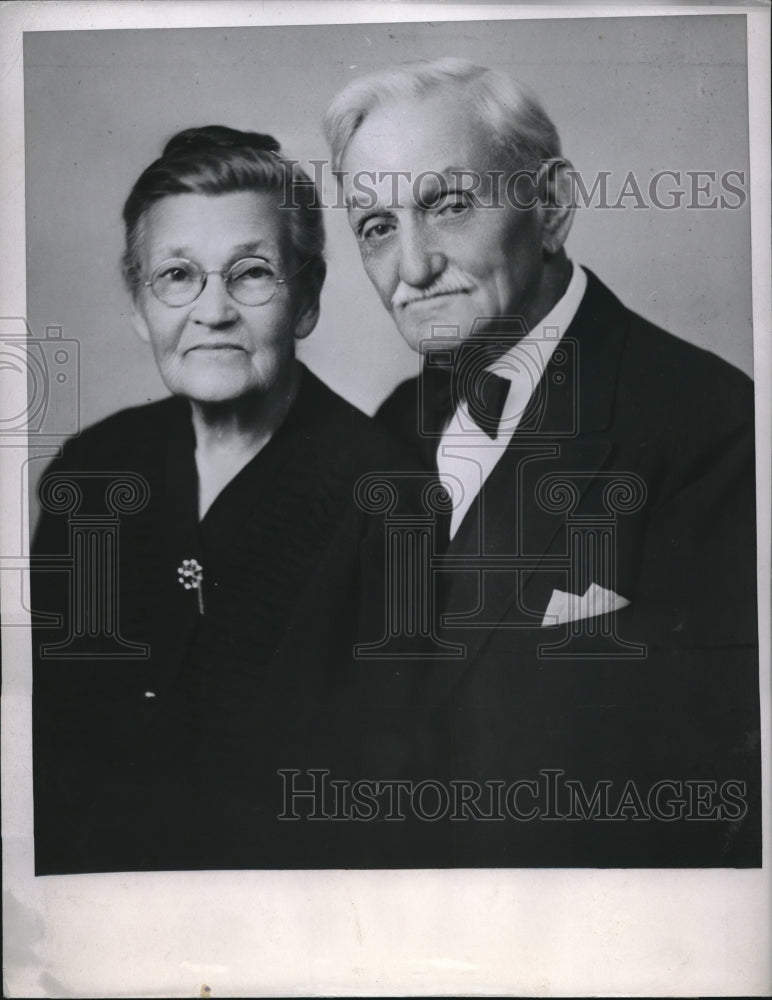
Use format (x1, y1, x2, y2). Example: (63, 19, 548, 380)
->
(144, 256, 308, 307)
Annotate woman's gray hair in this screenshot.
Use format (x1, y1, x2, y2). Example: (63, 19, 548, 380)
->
(122, 125, 325, 296)
(323, 57, 562, 174)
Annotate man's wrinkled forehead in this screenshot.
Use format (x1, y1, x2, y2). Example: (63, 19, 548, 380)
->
(339, 92, 500, 210)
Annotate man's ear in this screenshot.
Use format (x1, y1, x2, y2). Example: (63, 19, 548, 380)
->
(130, 299, 152, 344)
(537, 158, 575, 255)
(293, 260, 326, 341)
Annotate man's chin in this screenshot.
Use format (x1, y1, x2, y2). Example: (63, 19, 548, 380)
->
(396, 320, 474, 355)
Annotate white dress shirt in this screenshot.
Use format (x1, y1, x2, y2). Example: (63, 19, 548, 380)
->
(436, 264, 588, 540)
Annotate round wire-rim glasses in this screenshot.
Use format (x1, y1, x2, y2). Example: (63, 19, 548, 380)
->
(143, 256, 310, 307)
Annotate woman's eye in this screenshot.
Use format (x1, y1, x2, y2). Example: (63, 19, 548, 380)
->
(231, 260, 274, 282)
(160, 266, 194, 282)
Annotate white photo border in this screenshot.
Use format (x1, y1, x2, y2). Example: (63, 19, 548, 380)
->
(1, 2, 770, 997)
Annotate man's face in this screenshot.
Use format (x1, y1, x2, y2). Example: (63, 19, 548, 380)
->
(340, 91, 554, 352)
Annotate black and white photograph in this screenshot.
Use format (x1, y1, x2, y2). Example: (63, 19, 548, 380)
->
(1, 1, 770, 996)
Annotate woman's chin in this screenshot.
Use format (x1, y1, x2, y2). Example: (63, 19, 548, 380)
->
(168, 376, 267, 406)
(162, 359, 285, 406)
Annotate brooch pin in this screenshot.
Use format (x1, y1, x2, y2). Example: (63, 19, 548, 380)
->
(178, 558, 204, 614)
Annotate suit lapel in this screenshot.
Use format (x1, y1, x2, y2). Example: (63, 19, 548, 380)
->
(443, 437, 613, 662)
(441, 270, 632, 666)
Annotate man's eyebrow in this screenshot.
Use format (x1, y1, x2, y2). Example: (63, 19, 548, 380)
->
(345, 199, 394, 215)
(344, 165, 481, 213)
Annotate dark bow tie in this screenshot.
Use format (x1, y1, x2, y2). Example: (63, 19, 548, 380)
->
(420, 359, 510, 443)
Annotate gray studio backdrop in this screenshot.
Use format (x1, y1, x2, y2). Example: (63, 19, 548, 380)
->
(24, 16, 752, 464)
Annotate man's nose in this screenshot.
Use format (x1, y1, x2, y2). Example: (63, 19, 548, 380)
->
(190, 273, 239, 326)
(396, 221, 446, 288)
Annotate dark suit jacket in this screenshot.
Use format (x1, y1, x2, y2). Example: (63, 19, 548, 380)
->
(378, 270, 760, 866)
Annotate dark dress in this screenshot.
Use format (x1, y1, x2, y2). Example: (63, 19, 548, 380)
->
(31, 364, 439, 873)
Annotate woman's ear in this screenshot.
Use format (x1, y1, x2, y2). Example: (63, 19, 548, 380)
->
(130, 298, 152, 344)
(537, 158, 575, 255)
(293, 259, 326, 341)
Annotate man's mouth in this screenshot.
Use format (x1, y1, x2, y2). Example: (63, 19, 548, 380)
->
(397, 288, 471, 309)
(187, 343, 245, 353)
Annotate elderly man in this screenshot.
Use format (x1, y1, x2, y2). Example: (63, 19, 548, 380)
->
(324, 58, 759, 866)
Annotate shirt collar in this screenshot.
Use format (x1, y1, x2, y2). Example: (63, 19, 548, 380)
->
(489, 262, 587, 383)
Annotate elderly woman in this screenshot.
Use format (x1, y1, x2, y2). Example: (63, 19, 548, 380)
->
(32, 126, 430, 873)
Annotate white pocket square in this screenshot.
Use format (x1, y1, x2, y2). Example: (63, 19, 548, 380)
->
(541, 583, 630, 627)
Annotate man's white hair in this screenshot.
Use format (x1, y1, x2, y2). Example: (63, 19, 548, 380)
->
(323, 57, 562, 173)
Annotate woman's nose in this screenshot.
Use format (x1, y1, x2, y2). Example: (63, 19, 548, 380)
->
(189, 272, 239, 326)
(396, 223, 446, 288)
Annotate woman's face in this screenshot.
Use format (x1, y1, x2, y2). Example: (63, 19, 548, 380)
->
(131, 190, 318, 405)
